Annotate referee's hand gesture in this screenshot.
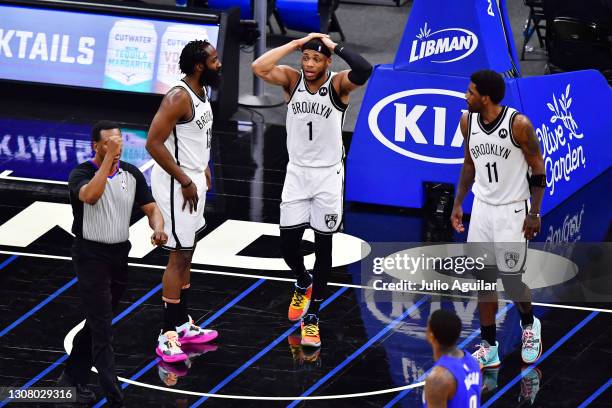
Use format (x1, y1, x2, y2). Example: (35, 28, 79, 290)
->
(181, 179, 198, 213)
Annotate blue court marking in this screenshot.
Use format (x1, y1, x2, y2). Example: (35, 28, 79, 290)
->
(92, 278, 267, 408)
(0, 282, 163, 407)
(384, 303, 515, 407)
(0, 255, 18, 270)
(577, 378, 612, 408)
(286, 296, 429, 408)
(189, 286, 350, 407)
(483, 311, 600, 407)
(0, 276, 78, 338)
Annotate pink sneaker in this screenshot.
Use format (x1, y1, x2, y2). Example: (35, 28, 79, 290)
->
(177, 315, 218, 344)
(156, 331, 188, 363)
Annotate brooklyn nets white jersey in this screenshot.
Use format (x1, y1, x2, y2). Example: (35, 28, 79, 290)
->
(468, 106, 530, 205)
(161, 79, 213, 173)
(286, 71, 346, 167)
(151, 79, 212, 250)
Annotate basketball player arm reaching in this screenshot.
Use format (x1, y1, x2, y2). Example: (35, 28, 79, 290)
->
(512, 115, 546, 239)
(319, 36, 373, 101)
(146, 88, 199, 213)
(424, 366, 456, 408)
(451, 113, 475, 233)
(251, 33, 327, 99)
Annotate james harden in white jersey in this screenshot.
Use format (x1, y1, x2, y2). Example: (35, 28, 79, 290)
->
(146, 40, 221, 365)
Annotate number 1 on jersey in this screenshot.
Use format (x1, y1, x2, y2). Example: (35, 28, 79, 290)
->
(307, 121, 313, 141)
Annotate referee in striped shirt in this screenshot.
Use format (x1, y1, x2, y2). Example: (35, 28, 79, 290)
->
(59, 121, 167, 407)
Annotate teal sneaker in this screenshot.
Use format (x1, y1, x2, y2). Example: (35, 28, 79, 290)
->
(521, 317, 543, 364)
(519, 366, 542, 405)
(472, 340, 501, 369)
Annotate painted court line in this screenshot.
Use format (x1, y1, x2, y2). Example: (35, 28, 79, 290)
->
(577, 378, 612, 408)
(0, 254, 18, 270)
(286, 296, 430, 408)
(0, 283, 162, 407)
(1, 249, 610, 315)
(482, 311, 600, 407)
(0, 277, 78, 338)
(189, 286, 350, 407)
(92, 278, 266, 407)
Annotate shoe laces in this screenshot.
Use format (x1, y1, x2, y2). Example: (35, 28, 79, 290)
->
(474, 342, 490, 359)
(303, 322, 319, 337)
(291, 291, 306, 308)
(164, 331, 182, 350)
(522, 328, 535, 350)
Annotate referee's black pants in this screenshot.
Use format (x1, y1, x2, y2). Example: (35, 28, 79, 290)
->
(65, 238, 131, 407)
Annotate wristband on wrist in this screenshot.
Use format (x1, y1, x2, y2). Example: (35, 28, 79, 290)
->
(528, 212, 540, 218)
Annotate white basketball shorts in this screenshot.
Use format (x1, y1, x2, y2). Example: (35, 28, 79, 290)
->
(151, 164, 206, 251)
(467, 197, 529, 274)
(280, 161, 344, 234)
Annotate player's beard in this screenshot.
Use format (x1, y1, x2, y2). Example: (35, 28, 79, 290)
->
(199, 68, 221, 89)
(303, 67, 326, 83)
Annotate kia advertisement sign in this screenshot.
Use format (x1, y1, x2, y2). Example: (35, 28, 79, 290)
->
(368, 88, 467, 164)
(346, 68, 522, 210)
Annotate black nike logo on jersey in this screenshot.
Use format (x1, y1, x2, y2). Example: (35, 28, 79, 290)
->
(514, 208, 524, 213)
(297, 89, 307, 92)
(472, 131, 479, 135)
(195, 103, 201, 107)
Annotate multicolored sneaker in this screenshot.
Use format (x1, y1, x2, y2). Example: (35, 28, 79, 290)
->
(158, 360, 189, 386)
(521, 317, 543, 364)
(177, 315, 218, 344)
(288, 334, 321, 369)
(301, 314, 321, 348)
(156, 331, 188, 363)
(288, 284, 313, 322)
(519, 366, 542, 405)
(472, 340, 501, 369)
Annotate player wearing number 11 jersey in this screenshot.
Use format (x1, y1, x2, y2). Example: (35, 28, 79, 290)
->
(451, 70, 547, 370)
(252, 33, 372, 348)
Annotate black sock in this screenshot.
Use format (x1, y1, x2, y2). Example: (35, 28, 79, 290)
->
(296, 271, 312, 294)
(481, 324, 496, 345)
(163, 301, 182, 333)
(180, 286, 190, 323)
(308, 299, 322, 318)
(519, 309, 534, 326)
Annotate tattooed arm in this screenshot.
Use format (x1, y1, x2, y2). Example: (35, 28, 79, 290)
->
(451, 112, 475, 233)
(513, 114, 546, 239)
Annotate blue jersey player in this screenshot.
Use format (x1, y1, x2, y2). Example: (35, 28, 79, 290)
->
(424, 310, 481, 408)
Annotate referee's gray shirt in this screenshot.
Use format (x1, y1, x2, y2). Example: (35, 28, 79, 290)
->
(68, 160, 154, 244)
